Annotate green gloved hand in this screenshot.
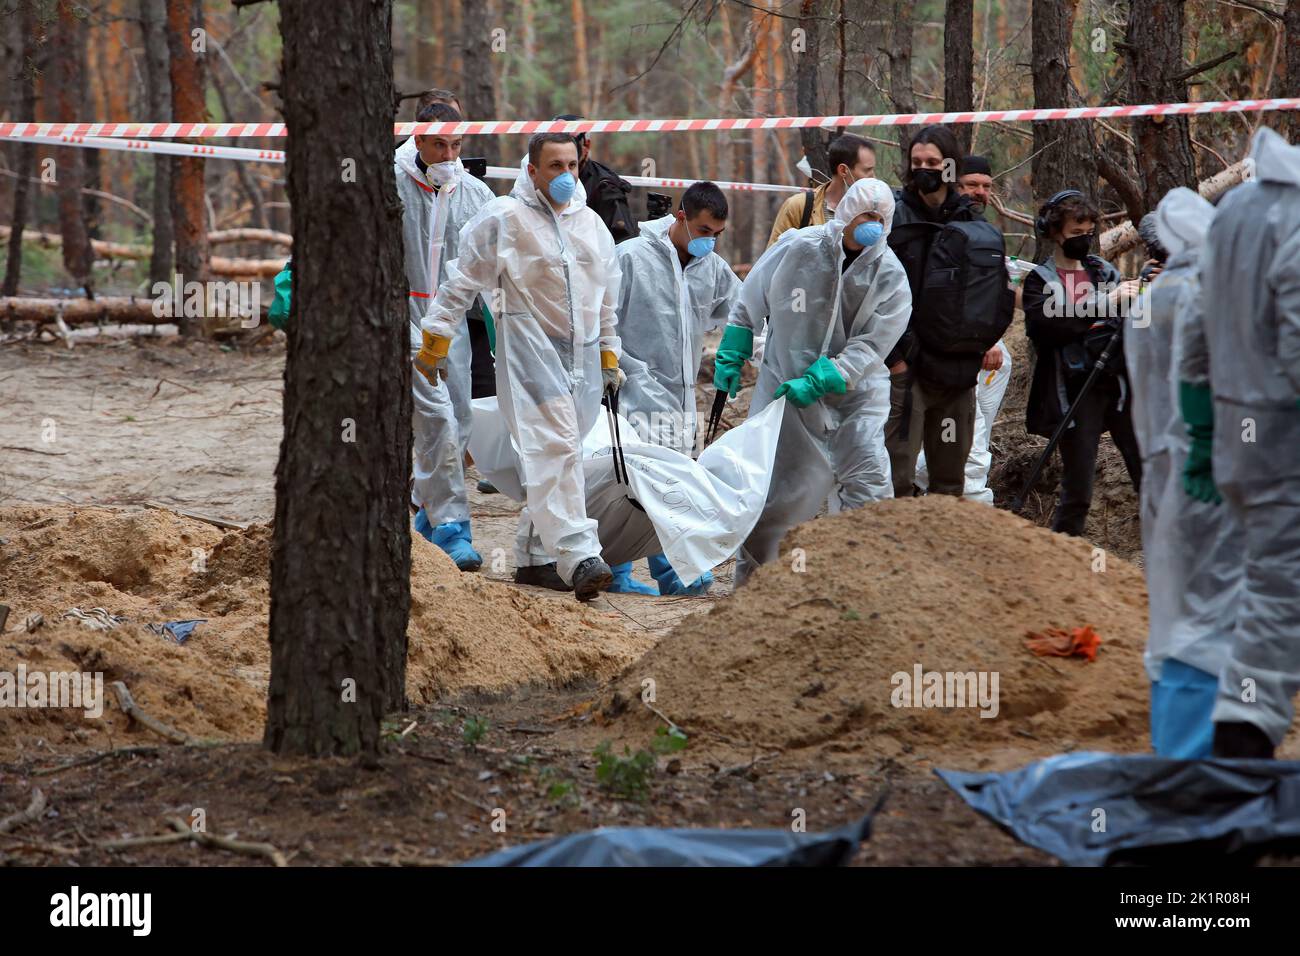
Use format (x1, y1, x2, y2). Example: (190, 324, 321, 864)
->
(774, 355, 847, 408)
(713, 324, 754, 398)
(803, 355, 847, 395)
(268, 261, 292, 330)
(774, 376, 821, 407)
(1180, 380, 1221, 505)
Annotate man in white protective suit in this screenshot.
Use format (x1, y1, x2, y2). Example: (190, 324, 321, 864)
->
(1178, 127, 1300, 758)
(416, 131, 624, 602)
(606, 180, 742, 596)
(713, 178, 912, 586)
(1130, 188, 1242, 759)
(396, 101, 496, 571)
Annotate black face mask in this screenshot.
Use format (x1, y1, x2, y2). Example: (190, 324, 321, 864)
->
(911, 167, 945, 195)
(1062, 234, 1094, 260)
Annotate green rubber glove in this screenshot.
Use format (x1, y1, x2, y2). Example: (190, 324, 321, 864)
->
(804, 355, 847, 395)
(774, 376, 821, 407)
(268, 262, 292, 330)
(1180, 381, 1221, 505)
(713, 324, 754, 398)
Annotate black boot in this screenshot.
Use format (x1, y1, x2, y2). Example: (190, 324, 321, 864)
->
(514, 563, 572, 592)
(572, 556, 613, 602)
(1212, 721, 1275, 759)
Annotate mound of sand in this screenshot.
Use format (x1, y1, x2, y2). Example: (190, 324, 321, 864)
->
(0, 506, 648, 758)
(600, 495, 1152, 770)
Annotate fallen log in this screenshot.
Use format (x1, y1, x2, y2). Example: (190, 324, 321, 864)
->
(0, 227, 286, 277)
(1, 296, 269, 327)
(1099, 159, 1248, 260)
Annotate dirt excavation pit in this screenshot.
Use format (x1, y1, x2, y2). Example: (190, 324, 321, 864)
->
(0, 506, 650, 758)
(599, 494, 1154, 771)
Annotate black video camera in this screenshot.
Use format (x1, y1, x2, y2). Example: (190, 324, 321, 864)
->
(646, 192, 673, 220)
(461, 157, 488, 181)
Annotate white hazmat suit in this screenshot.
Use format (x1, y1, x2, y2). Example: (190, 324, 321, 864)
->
(616, 214, 741, 454)
(1188, 127, 1300, 747)
(726, 179, 911, 584)
(396, 138, 495, 525)
(422, 156, 621, 584)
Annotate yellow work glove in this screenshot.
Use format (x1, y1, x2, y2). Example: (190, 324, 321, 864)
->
(601, 349, 626, 393)
(414, 329, 452, 385)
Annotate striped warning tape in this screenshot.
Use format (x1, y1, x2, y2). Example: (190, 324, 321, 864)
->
(7, 134, 804, 193)
(3, 97, 1299, 140)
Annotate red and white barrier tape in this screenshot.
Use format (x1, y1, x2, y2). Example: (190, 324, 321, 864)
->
(7, 134, 803, 193)
(4, 97, 1299, 140)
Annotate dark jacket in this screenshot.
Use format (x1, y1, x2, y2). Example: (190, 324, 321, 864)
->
(1023, 254, 1128, 438)
(886, 185, 983, 388)
(580, 157, 635, 244)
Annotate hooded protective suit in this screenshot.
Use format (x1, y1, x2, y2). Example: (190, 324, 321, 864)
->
(615, 215, 741, 455)
(725, 179, 911, 584)
(1184, 127, 1300, 746)
(423, 155, 622, 584)
(914, 338, 1012, 503)
(395, 137, 495, 524)
(1134, 188, 1243, 757)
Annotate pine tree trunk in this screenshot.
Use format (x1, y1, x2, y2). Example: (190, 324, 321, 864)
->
(2, 0, 39, 298)
(165, 0, 209, 336)
(572, 0, 590, 115)
(795, 0, 830, 181)
(1126, 0, 1198, 214)
(1285, 0, 1300, 141)
(461, 0, 499, 163)
(944, 0, 975, 155)
(264, 0, 411, 758)
(888, 0, 918, 179)
(52, 0, 94, 298)
(139, 0, 174, 284)
(1031, 0, 1098, 260)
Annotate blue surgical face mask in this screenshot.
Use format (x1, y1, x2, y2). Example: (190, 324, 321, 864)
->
(853, 220, 884, 247)
(546, 171, 577, 204)
(686, 233, 716, 257)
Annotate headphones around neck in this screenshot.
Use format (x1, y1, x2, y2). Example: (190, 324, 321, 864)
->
(1035, 189, 1084, 238)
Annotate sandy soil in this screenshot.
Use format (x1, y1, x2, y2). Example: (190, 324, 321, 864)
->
(0, 332, 1265, 868)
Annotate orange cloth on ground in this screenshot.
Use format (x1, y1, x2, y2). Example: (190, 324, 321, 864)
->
(1024, 625, 1102, 663)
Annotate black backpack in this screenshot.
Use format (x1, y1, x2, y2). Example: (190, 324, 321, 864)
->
(892, 219, 1015, 355)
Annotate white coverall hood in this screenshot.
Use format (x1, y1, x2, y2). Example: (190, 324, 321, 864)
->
(1153, 187, 1213, 260)
(514, 152, 588, 214)
(1250, 125, 1300, 187)
(833, 177, 896, 241)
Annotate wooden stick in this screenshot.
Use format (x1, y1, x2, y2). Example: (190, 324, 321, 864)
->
(30, 745, 161, 777)
(143, 501, 251, 531)
(0, 788, 46, 834)
(111, 681, 194, 745)
(165, 817, 288, 867)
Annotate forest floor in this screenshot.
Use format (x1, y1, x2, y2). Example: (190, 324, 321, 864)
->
(0, 332, 1200, 867)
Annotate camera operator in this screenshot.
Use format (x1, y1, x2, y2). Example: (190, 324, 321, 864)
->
(1023, 190, 1143, 536)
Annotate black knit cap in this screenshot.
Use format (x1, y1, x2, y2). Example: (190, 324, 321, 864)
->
(960, 155, 992, 176)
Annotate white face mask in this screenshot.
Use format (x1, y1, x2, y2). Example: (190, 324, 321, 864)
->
(425, 160, 457, 187)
